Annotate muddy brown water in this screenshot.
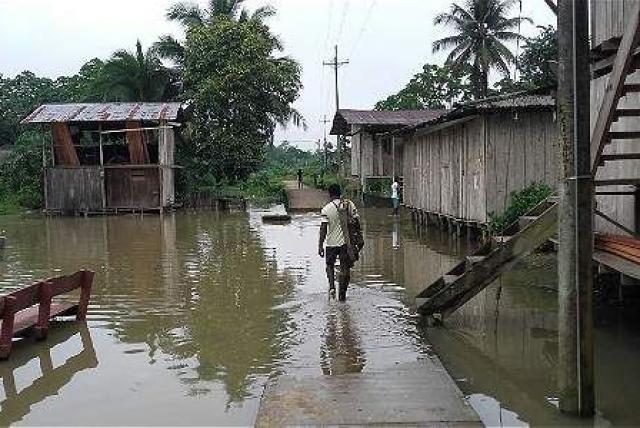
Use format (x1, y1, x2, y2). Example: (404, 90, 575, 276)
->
(0, 207, 638, 426)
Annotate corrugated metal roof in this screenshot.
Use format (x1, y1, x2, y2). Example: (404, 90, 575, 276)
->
(387, 92, 556, 137)
(330, 109, 449, 135)
(469, 94, 555, 110)
(21, 103, 183, 124)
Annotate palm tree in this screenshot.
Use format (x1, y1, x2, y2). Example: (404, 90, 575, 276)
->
(432, 0, 530, 99)
(154, 0, 276, 66)
(95, 40, 171, 102)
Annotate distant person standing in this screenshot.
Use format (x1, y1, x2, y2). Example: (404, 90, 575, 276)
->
(318, 184, 361, 301)
(391, 177, 400, 216)
(297, 168, 304, 189)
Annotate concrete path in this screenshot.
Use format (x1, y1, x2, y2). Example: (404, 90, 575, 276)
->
(255, 287, 481, 426)
(284, 181, 329, 211)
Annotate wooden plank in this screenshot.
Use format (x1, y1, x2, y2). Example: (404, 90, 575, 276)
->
(594, 178, 640, 186)
(591, 1, 640, 174)
(608, 131, 640, 139)
(594, 249, 640, 279)
(126, 121, 149, 165)
(51, 123, 79, 166)
(418, 200, 558, 317)
(601, 153, 640, 161)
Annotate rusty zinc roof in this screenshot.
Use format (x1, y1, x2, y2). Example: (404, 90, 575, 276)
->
(21, 103, 183, 124)
(330, 109, 449, 135)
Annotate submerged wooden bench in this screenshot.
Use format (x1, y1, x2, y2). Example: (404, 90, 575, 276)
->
(0, 270, 94, 359)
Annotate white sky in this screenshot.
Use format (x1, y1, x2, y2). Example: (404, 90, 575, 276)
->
(0, 0, 555, 150)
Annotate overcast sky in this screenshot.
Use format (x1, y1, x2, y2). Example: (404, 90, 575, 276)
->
(0, 0, 555, 150)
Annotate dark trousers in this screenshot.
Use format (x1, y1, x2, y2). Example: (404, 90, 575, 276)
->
(325, 245, 352, 301)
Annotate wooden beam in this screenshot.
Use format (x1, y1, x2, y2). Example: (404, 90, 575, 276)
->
(51, 123, 79, 166)
(543, 0, 558, 15)
(595, 209, 639, 238)
(125, 121, 149, 165)
(591, 2, 640, 174)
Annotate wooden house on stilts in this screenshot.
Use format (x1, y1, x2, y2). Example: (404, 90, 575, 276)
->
(398, 92, 558, 228)
(21, 103, 183, 215)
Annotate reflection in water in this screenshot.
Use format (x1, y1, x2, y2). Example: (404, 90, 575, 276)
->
(0, 209, 638, 425)
(0, 211, 295, 424)
(0, 324, 97, 426)
(320, 304, 366, 375)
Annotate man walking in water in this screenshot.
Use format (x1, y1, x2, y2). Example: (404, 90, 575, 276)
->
(318, 184, 359, 301)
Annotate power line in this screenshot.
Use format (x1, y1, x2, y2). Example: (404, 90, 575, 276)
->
(324, 45, 349, 174)
(348, 0, 378, 58)
(337, 0, 350, 44)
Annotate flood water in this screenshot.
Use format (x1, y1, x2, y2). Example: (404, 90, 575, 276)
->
(0, 207, 639, 426)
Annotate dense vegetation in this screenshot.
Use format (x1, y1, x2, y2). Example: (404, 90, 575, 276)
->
(0, 0, 305, 213)
(488, 182, 553, 235)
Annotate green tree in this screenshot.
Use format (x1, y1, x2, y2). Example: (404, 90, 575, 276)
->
(0, 130, 46, 211)
(375, 63, 472, 110)
(0, 72, 57, 146)
(155, 0, 276, 66)
(490, 25, 558, 94)
(180, 18, 302, 186)
(54, 58, 106, 102)
(432, 0, 530, 98)
(517, 25, 557, 89)
(94, 40, 172, 102)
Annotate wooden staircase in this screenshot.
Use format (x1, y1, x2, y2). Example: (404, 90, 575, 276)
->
(417, 196, 558, 319)
(417, 4, 640, 320)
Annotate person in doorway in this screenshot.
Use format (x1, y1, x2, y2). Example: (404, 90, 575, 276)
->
(297, 168, 304, 189)
(318, 184, 359, 301)
(391, 177, 400, 216)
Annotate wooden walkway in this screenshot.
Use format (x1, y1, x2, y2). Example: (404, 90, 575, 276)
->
(283, 181, 328, 211)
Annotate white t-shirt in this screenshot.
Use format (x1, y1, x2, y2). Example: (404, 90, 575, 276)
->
(321, 199, 359, 247)
(391, 182, 399, 199)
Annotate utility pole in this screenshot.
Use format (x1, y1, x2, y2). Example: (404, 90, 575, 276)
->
(320, 115, 331, 168)
(324, 45, 349, 176)
(557, 0, 594, 416)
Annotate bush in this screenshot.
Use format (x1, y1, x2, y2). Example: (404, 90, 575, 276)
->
(0, 130, 45, 213)
(488, 182, 553, 235)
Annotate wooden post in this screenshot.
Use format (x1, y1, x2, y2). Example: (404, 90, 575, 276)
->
(557, 0, 594, 416)
(0, 296, 16, 359)
(34, 281, 52, 340)
(76, 270, 94, 321)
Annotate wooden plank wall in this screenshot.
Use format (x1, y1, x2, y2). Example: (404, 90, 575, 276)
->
(159, 127, 175, 207)
(591, 0, 640, 234)
(403, 118, 485, 221)
(591, 0, 639, 47)
(350, 126, 361, 178)
(359, 129, 374, 185)
(46, 167, 104, 212)
(403, 110, 557, 224)
(484, 111, 558, 217)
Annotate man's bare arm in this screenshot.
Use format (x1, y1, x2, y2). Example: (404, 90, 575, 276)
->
(319, 223, 327, 257)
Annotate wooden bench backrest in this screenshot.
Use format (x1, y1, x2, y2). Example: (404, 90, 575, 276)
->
(0, 283, 44, 314)
(0, 270, 90, 316)
(48, 271, 84, 297)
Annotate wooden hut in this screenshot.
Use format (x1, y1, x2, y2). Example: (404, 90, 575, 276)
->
(400, 93, 558, 226)
(330, 109, 447, 186)
(21, 103, 182, 214)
